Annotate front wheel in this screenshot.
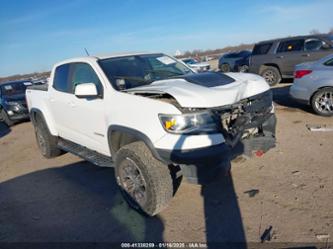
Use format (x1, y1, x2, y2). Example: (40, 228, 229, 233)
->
(115, 142, 173, 216)
(311, 87, 333, 116)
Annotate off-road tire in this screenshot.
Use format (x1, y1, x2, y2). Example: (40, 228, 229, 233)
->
(34, 114, 62, 158)
(115, 141, 173, 216)
(220, 63, 231, 73)
(260, 66, 281, 86)
(0, 109, 14, 127)
(311, 87, 333, 116)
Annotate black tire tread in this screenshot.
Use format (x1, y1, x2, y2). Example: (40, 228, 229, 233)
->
(34, 114, 62, 158)
(115, 141, 173, 216)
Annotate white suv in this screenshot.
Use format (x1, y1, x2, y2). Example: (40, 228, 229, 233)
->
(26, 52, 276, 216)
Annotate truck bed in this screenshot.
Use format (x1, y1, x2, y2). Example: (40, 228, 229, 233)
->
(27, 84, 48, 91)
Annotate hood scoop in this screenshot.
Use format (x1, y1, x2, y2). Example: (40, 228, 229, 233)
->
(173, 72, 235, 87)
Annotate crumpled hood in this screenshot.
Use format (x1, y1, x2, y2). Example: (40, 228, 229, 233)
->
(127, 72, 270, 108)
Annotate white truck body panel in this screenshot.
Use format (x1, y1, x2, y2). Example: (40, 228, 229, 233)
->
(26, 53, 272, 157)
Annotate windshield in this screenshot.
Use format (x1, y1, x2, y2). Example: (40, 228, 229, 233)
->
(98, 54, 193, 90)
(0, 81, 31, 96)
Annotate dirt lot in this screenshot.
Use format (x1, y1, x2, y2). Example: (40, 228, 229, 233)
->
(0, 83, 333, 245)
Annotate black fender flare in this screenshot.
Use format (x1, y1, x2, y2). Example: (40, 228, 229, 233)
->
(29, 108, 48, 127)
(107, 125, 163, 162)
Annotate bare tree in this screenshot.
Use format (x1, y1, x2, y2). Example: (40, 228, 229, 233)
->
(309, 29, 320, 35)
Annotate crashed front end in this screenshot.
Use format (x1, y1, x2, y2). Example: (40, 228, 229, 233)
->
(215, 89, 276, 157)
(154, 89, 276, 184)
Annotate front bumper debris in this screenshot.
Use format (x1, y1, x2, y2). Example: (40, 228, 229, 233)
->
(157, 90, 276, 184)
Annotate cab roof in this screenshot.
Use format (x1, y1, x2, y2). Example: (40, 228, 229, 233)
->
(256, 34, 331, 44)
(56, 52, 160, 66)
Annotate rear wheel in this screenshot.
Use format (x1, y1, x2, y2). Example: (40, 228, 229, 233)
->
(115, 141, 173, 216)
(0, 109, 14, 127)
(311, 87, 333, 116)
(260, 66, 281, 86)
(34, 115, 62, 158)
(220, 63, 231, 73)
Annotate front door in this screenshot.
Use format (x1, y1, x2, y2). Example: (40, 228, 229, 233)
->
(65, 62, 108, 155)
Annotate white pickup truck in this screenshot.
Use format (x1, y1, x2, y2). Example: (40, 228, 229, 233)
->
(26, 52, 276, 216)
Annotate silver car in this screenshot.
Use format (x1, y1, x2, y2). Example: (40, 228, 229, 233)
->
(290, 54, 333, 116)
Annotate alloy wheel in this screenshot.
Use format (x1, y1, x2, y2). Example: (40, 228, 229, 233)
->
(262, 70, 276, 85)
(314, 90, 333, 115)
(118, 157, 147, 208)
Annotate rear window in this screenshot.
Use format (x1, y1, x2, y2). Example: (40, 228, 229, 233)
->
(252, 43, 272, 55)
(277, 39, 304, 53)
(53, 64, 70, 92)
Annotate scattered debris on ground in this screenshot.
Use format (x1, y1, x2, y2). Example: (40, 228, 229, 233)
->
(316, 233, 330, 241)
(306, 124, 333, 132)
(244, 189, 259, 197)
(260, 225, 273, 243)
(292, 170, 301, 176)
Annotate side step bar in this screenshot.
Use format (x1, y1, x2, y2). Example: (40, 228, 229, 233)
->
(57, 138, 114, 167)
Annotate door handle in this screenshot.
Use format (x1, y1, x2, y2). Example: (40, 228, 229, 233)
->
(49, 97, 55, 102)
(276, 55, 284, 59)
(302, 53, 310, 57)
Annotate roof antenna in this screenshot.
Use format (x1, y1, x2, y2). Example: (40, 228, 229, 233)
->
(84, 48, 90, 56)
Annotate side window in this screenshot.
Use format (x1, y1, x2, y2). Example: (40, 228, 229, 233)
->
(53, 64, 70, 92)
(252, 43, 273, 55)
(305, 39, 325, 51)
(324, 58, 333, 66)
(277, 39, 304, 53)
(70, 63, 102, 94)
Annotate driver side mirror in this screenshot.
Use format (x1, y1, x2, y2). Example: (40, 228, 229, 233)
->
(74, 83, 98, 98)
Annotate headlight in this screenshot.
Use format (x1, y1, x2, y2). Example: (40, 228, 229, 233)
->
(159, 112, 218, 134)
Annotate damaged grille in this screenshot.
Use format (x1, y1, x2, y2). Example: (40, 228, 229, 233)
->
(215, 90, 273, 147)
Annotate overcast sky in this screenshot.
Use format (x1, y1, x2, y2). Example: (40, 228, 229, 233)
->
(1, 0, 332, 76)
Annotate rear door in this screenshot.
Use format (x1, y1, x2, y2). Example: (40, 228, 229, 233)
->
(48, 63, 73, 136)
(249, 42, 274, 73)
(275, 39, 305, 77)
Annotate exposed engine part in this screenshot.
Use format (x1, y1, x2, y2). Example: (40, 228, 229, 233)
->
(216, 90, 273, 147)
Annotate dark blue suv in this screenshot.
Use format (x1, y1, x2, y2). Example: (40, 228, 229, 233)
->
(218, 50, 252, 73)
(0, 80, 31, 126)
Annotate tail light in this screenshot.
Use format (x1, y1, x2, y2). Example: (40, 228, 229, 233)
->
(294, 69, 312, 79)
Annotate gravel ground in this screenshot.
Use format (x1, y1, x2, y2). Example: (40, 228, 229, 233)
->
(0, 82, 332, 245)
